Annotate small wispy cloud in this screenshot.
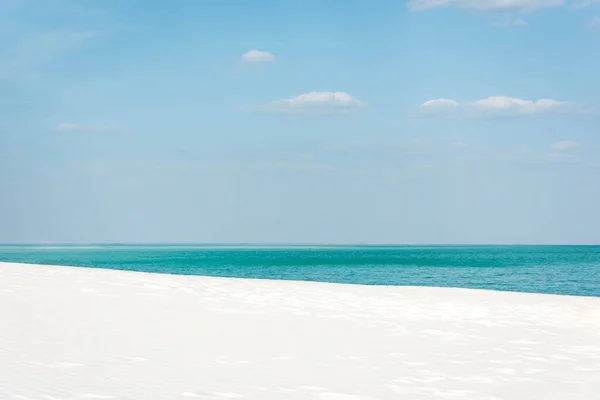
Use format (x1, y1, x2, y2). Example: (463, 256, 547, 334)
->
(323, 138, 428, 154)
(546, 152, 580, 163)
(512, 147, 581, 165)
(56, 123, 120, 133)
(417, 96, 573, 118)
(1, 29, 103, 78)
(544, 140, 580, 163)
(493, 14, 529, 27)
(244, 92, 367, 115)
(573, 0, 600, 9)
(407, 0, 565, 13)
(550, 140, 579, 151)
(0, 1, 111, 79)
(241, 49, 276, 64)
(587, 16, 600, 28)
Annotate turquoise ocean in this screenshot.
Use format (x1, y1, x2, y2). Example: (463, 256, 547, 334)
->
(1, 245, 599, 297)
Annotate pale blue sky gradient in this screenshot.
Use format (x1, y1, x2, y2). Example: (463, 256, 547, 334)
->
(1, 0, 600, 244)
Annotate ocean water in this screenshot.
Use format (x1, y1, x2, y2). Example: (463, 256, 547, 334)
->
(1, 245, 599, 297)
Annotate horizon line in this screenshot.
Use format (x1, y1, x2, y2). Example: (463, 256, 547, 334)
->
(1, 242, 599, 247)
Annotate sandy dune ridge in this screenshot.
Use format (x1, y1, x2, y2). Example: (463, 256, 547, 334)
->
(1, 262, 600, 399)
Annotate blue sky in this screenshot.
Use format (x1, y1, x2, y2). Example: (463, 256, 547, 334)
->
(1, 0, 599, 244)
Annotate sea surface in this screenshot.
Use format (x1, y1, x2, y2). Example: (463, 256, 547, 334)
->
(1, 245, 599, 297)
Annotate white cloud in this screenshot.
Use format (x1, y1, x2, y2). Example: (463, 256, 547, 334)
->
(241, 49, 276, 63)
(422, 99, 460, 109)
(56, 123, 120, 132)
(407, 0, 565, 12)
(472, 96, 567, 113)
(550, 140, 579, 151)
(418, 96, 571, 117)
(245, 92, 367, 115)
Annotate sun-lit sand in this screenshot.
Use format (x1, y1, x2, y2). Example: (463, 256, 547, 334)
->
(1, 262, 600, 399)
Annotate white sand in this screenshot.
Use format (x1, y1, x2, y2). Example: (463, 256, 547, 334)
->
(1, 262, 600, 400)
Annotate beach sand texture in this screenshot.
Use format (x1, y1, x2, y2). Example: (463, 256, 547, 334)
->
(1, 262, 600, 399)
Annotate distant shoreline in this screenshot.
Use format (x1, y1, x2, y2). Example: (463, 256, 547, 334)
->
(1, 243, 599, 247)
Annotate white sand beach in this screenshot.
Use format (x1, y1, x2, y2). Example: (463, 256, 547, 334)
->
(1, 262, 600, 400)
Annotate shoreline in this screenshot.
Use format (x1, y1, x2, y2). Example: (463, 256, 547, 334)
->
(2, 261, 600, 399)
(2, 261, 599, 299)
